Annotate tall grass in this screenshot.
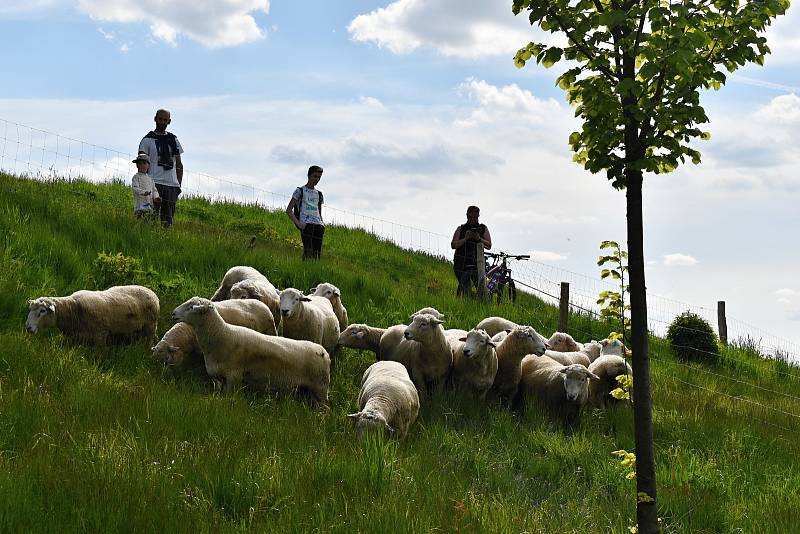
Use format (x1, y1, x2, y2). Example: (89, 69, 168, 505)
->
(1, 173, 799, 532)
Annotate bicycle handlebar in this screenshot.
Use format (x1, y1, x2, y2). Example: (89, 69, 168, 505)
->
(485, 251, 530, 260)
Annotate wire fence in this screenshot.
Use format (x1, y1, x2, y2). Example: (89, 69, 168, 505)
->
(2, 116, 798, 365)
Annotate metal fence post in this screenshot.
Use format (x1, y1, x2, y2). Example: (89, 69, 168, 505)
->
(559, 282, 570, 332)
(476, 243, 486, 299)
(718, 301, 728, 345)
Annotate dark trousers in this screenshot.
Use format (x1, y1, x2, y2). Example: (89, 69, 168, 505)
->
(155, 183, 181, 227)
(454, 265, 479, 297)
(301, 223, 325, 260)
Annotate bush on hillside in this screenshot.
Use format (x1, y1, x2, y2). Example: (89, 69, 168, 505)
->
(91, 251, 143, 289)
(667, 311, 720, 365)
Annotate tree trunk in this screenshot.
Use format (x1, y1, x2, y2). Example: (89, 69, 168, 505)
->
(626, 170, 659, 533)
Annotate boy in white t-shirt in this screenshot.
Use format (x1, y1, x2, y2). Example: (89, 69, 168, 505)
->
(131, 152, 161, 219)
(286, 165, 325, 260)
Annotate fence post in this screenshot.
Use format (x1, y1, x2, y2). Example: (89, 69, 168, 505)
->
(717, 300, 728, 345)
(559, 282, 570, 332)
(476, 243, 486, 299)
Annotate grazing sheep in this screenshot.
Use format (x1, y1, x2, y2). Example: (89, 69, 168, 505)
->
(475, 316, 518, 337)
(599, 338, 628, 357)
(546, 332, 583, 352)
(152, 299, 277, 371)
(279, 288, 340, 356)
(172, 297, 330, 402)
(26, 285, 159, 346)
(403, 313, 453, 396)
(516, 355, 599, 425)
(229, 278, 281, 325)
(587, 354, 632, 408)
(348, 361, 420, 439)
(488, 325, 548, 405)
(543, 341, 602, 367)
(310, 282, 349, 331)
(450, 329, 498, 399)
(337, 323, 385, 356)
(411, 307, 445, 320)
(210, 266, 270, 301)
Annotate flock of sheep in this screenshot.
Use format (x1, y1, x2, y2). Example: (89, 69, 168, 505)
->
(25, 265, 632, 439)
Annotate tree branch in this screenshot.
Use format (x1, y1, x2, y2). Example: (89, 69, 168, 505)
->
(546, 4, 620, 81)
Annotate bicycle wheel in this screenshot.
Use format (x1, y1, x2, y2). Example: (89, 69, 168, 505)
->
(508, 279, 517, 303)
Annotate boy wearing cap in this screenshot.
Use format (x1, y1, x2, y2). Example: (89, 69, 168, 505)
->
(131, 152, 160, 219)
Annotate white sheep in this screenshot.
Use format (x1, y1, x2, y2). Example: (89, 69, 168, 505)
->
(403, 313, 453, 396)
(475, 316, 518, 337)
(410, 307, 445, 320)
(348, 361, 420, 439)
(488, 325, 548, 405)
(152, 298, 277, 371)
(229, 278, 281, 324)
(449, 329, 498, 399)
(310, 282, 349, 331)
(337, 323, 385, 356)
(587, 354, 632, 408)
(377, 324, 417, 365)
(210, 265, 270, 301)
(172, 297, 330, 402)
(543, 341, 602, 367)
(516, 355, 599, 425)
(599, 338, 628, 357)
(546, 332, 584, 352)
(279, 288, 340, 356)
(26, 285, 159, 346)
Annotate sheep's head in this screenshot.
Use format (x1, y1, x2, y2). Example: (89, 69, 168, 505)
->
(151, 341, 186, 366)
(311, 282, 340, 302)
(460, 329, 495, 359)
(547, 332, 581, 352)
(347, 409, 394, 439)
(279, 288, 310, 319)
(338, 324, 369, 347)
(410, 307, 445, 320)
(558, 364, 600, 404)
(172, 297, 215, 325)
(404, 313, 444, 341)
(583, 340, 603, 361)
(26, 298, 57, 333)
(600, 338, 627, 356)
(507, 325, 547, 356)
(230, 279, 260, 300)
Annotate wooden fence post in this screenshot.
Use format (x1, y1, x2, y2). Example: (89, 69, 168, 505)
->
(718, 300, 728, 345)
(476, 243, 486, 299)
(559, 282, 570, 332)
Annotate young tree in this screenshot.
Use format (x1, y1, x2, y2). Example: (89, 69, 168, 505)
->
(511, 0, 789, 531)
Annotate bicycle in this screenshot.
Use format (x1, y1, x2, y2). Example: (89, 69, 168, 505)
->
(484, 251, 529, 303)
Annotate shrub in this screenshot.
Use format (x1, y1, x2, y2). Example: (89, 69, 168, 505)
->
(667, 311, 720, 365)
(91, 251, 143, 289)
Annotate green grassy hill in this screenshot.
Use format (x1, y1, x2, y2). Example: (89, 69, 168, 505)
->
(1, 172, 799, 532)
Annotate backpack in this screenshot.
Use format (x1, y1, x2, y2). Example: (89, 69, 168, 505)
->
(293, 187, 323, 220)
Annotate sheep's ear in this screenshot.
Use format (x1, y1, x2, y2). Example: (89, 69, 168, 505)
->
(487, 340, 496, 348)
(433, 318, 444, 325)
(47, 304, 56, 313)
(168, 345, 179, 353)
(458, 336, 467, 342)
(544, 342, 551, 350)
(600, 339, 609, 347)
(150, 345, 157, 352)
(333, 287, 341, 297)
(558, 367, 568, 375)
(385, 423, 396, 434)
(589, 372, 601, 381)
(301, 297, 312, 302)
(347, 412, 362, 425)
(354, 331, 365, 339)
(191, 304, 212, 314)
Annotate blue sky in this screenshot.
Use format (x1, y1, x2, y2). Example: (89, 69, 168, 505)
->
(2, 0, 799, 351)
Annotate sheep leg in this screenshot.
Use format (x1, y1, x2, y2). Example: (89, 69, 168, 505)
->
(223, 371, 242, 392)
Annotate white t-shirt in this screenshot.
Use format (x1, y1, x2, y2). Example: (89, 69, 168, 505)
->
(131, 172, 160, 212)
(138, 132, 184, 187)
(292, 186, 323, 225)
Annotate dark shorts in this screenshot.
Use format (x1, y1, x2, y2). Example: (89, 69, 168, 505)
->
(300, 223, 325, 260)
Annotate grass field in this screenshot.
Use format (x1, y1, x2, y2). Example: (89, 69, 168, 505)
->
(1, 172, 799, 532)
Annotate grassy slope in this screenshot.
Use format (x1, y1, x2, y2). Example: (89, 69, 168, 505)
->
(1, 173, 799, 533)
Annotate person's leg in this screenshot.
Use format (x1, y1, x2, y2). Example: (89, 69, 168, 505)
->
(301, 224, 314, 260)
(311, 224, 324, 259)
(155, 184, 178, 227)
(454, 266, 465, 297)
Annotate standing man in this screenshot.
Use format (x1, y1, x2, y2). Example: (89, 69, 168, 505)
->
(286, 165, 325, 260)
(451, 205, 492, 297)
(138, 109, 184, 227)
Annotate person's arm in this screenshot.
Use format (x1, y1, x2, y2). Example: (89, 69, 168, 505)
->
(175, 154, 183, 186)
(132, 175, 147, 196)
(286, 197, 305, 229)
(481, 227, 492, 250)
(451, 226, 464, 250)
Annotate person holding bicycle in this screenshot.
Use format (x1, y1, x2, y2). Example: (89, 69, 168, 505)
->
(451, 205, 492, 297)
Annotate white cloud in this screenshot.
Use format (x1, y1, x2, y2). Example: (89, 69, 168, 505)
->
(348, 0, 533, 58)
(358, 96, 385, 110)
(775, 288, 798, 297)
(77, 0, 270, 47)
(120, 43, 130, 53)
(530, 251, 567, 262)
(760, 93, 800, 125)
(663, 254, 698, 266)
(456, 78, 562, 126)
